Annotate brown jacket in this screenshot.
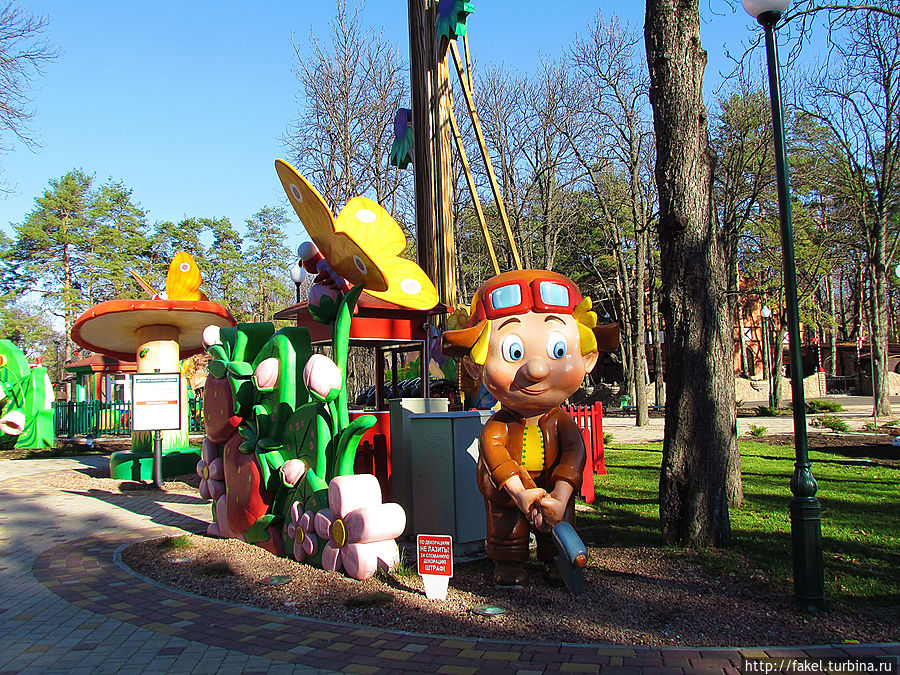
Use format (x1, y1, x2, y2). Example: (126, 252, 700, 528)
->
(477, 406, 585, 503)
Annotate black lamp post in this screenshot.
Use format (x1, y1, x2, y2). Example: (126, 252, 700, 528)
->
(742, 0, 825, 608)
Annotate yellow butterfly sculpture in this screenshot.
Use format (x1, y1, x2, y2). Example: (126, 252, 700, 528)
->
(130, 251, 208, 302)
(275, 159, 438, 311)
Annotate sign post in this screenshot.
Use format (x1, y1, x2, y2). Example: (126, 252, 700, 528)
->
(417, 534, 453, 600)
(131, 372, 182, 489)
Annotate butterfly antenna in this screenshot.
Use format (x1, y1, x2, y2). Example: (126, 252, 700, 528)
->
(130, 269, 159, 298)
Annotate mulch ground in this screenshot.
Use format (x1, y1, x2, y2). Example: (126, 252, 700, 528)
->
(762, 432, 900, 467)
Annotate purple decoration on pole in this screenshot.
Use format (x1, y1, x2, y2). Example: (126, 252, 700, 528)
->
(438, 0, 454, 21)
(393, 108, 412, 140)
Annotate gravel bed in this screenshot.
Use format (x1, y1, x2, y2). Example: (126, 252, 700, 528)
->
(30, 461, 898, 647)
(122, 528, 897, 647)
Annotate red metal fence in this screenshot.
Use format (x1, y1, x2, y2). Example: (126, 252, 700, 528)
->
(563, 402, 606, 504)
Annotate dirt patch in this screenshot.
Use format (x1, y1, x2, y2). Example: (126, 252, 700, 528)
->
(122, 533, 897, 647)
(762, 433, 900, 466)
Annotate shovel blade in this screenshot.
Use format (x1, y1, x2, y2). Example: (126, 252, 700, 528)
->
(551, 522, 588, 595)
(555, 554, 585, 595)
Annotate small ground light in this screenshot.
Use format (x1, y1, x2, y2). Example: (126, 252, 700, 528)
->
(258, 575, 292, 586)
(168, 557, 191, 564)
(471, 604, 508, 617)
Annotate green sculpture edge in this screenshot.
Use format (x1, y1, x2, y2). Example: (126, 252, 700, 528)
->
(110, 448, 201, 481)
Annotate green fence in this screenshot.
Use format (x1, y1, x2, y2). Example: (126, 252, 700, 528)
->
(53, 398, 204, 437)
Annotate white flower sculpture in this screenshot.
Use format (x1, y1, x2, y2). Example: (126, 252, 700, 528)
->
(313, 474, 406, 580)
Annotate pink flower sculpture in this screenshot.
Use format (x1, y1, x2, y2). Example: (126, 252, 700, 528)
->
(0, 410, 25, 436)
(196, 439, 225, 501)
(314, 474, 406, 580)
(287, 501, 318, 562)
(253, 357, 279, 390)
(279, 458, 307, 487)
(207, 494, 243, 539)
(303, 353, 342, 402)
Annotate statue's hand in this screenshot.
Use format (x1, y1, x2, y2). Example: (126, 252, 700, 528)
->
(531, 494, 566, 532)
(513, 487, 547, 517)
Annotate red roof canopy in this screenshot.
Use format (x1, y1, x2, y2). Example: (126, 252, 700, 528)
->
(273, 292, 449, 345)
(65, 354, 137, 373)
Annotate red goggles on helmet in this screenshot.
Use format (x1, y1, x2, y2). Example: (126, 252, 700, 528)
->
(472, 277, 583, 322)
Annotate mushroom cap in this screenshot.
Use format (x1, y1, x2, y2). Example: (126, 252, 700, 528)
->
(71, 299, 236, 361)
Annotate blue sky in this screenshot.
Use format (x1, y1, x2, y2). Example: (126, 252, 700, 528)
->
(0, 1, 756, 254)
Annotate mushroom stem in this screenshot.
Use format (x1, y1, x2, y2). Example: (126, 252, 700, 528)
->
(135, 325, 179, 373)
(132, 324, 190, 456)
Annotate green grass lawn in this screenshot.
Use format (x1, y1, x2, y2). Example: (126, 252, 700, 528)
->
(585, 441, 899, 608)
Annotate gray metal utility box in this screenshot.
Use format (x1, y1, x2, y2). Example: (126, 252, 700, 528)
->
(388, 398, 449, 535)
(408, 410, 493, 557)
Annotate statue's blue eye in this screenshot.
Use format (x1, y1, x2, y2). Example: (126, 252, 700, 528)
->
(546, 331, 567, 359)
(501, 335, 525, 362)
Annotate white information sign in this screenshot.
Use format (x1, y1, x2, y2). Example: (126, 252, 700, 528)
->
(131, 373, 182, 431)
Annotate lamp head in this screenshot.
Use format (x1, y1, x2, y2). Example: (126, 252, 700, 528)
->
(742, 0, 790, 19)
(760, 305, 772, 319)
(290, 262, 306, 285)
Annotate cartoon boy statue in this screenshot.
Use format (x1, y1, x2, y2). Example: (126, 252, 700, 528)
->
(443, 270, 614, 587)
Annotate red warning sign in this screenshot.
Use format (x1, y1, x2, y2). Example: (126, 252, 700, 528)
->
(417, 534, 453, 577)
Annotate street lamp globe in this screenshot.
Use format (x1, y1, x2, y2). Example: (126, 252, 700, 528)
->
(290, 262, 307, 285)
(742, 0, 790, 18)
(760, 305, 771, 319)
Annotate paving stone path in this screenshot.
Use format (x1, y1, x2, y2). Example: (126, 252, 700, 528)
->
(0, 457, 897, 674)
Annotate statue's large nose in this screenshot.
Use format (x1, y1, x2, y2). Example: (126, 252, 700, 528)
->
(520, 357, 550, 383)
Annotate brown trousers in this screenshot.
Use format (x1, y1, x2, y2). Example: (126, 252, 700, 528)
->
(478, 466, 577, 563)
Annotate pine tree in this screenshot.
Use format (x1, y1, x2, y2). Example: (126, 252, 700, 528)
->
(245, 207, 292, 323)
(204, 217, 248, 319)
(8, 170, 94, 361)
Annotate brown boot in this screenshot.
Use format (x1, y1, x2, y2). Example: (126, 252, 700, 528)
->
(491, 561, 529, 588)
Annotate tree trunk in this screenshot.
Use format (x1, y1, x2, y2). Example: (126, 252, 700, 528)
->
(649, 252, 665, 407)
(632, 227, 650, 426)
(870, 237, 892, 416)
(614, 251, 635, 401)
(827, 275, 837, 377)
(645, 0, 737, 546)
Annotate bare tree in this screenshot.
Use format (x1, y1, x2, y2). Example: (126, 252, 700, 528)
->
(561, 12, 657, 426)
(285, 0, 412, 223)
(462, 60, 583, 272)
(796, 6, 900, 415)
(711, 84, 775, 377)
(0, 2, 56, 185)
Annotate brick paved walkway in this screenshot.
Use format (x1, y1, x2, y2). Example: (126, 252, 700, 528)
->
(0, 457, 897, 674)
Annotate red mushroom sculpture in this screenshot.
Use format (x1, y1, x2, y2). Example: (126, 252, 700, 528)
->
(71, 252, 236, 480)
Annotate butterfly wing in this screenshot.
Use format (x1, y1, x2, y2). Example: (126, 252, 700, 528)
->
(332, 196, 411, 292)
(275, 159, 340, 261)
(366, 256, 439, 311)
(275, 158, 433, 305)
(334, 197, 406, 259)
(276, 160, 390, 291)
(165, 251, 206, 301)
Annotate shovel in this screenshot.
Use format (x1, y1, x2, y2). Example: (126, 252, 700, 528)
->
(519, 469, 589, 595)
